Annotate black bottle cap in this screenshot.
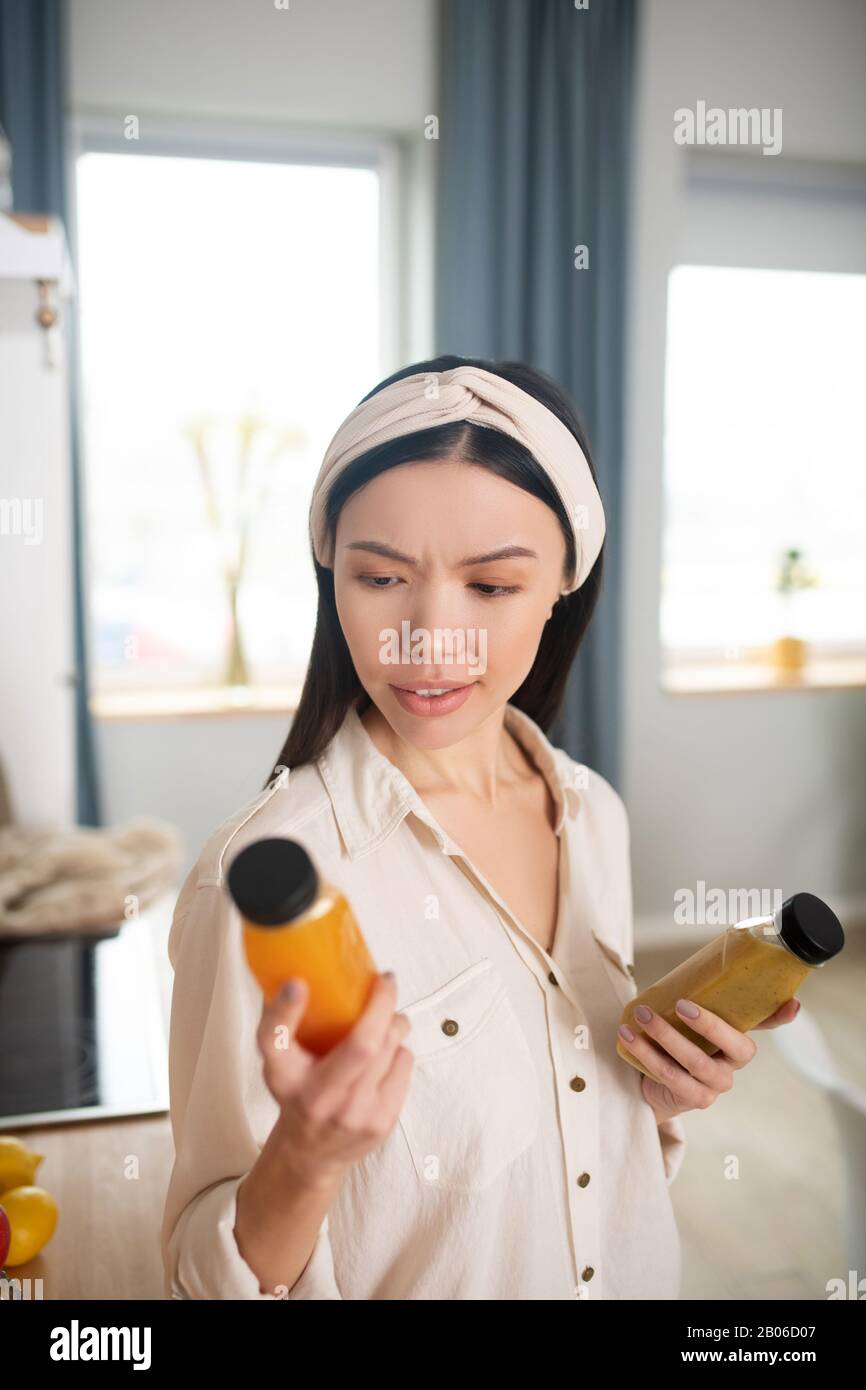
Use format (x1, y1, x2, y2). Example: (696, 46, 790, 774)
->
(226, 837, 318, 927)
(778, 892, 844, 965)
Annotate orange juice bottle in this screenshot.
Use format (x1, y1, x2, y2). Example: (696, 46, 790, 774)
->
(227, 837, 379, 1056)
(617, 891, 844, 1078)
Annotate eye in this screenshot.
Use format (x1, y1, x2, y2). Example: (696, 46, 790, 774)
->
(357, 574, 401, 588)
(471, 583, 521, 598)
(356, 575, 519, 596)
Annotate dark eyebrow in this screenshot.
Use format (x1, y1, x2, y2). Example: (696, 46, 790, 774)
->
(344, 541, 539, 567)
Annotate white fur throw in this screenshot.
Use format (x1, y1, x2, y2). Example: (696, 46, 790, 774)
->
(0, 817, 184, 937)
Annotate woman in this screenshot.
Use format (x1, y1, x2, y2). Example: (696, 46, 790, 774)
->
(160, 355, 798, 1300)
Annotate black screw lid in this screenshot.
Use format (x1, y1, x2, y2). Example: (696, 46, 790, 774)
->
(226, 837, 318, 927)
(778, 892, 844, 965)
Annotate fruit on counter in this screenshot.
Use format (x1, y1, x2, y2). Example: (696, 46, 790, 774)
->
(0, 1136, 45, 1194)
(0, 1203, 10, 1267)
(0, 1186, 59, 1265)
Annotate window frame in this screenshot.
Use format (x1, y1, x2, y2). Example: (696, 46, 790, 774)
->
(65, 113, 405, 717)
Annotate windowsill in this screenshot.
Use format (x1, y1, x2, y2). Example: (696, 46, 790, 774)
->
(87, 653, 866, 716)
(662, 651, 866, 695)
(90, 684, 303, 721)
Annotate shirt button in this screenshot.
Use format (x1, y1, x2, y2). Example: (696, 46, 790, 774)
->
(569, 1076, 586, 1092)
(441, 1018, 459, 1036)
(581, 1266, 595, 1281)
(547, 970, 558, 985)
(577, 1172, 591, 1187)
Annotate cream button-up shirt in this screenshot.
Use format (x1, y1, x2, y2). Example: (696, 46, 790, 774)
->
(160, 701, 686, 1300)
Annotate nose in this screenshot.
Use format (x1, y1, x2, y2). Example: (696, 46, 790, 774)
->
(404, 578, 469, 635)
(389, 582, 481, 679)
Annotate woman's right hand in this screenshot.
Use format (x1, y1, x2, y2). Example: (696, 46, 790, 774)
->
(255, 973, 414, 1189)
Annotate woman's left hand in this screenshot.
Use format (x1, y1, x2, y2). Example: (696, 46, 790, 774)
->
(618, 997, 802, 1124)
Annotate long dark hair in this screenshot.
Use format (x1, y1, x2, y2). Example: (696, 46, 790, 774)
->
(264, 354, 604, 784)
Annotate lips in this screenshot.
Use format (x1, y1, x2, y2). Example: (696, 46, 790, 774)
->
(392, 680, 469, 693)
(389, 682, 477, 718)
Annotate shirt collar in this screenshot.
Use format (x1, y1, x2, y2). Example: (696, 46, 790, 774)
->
(317, 701, 583, 862)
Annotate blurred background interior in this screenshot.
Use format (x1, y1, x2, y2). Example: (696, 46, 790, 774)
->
(0, 0, 864, 1299)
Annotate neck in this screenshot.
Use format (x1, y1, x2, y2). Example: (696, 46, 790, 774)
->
(360, 701, 530, 809)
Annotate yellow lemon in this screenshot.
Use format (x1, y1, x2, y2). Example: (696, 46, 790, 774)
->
(1, 1185, 59, 1265)
(0, 1137, 44, 1194)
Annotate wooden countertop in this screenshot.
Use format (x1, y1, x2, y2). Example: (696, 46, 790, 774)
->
(4, 1113, 174, 1299)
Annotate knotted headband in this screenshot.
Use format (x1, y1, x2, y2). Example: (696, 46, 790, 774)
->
(308, 365, 606, 594)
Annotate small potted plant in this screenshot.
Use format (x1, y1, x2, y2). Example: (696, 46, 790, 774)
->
(771, 547, 818, 673)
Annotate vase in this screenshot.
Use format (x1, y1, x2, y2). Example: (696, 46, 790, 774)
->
(770, 635, 807, 672)
(224, 583, 249, 686)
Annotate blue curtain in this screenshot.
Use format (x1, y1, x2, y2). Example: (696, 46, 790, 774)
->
(0, 0, 102, 824)
(437, 0, 635, 791)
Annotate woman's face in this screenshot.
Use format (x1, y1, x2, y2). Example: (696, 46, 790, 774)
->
(333, 459, 568, 749)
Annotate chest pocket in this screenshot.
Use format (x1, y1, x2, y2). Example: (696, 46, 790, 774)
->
(590, 926, 638, 1007)
(397, 957, 540, 1194)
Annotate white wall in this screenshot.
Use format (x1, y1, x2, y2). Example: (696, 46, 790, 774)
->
(68, 0, 438, 130)
(624, 0, 866, 926)
(97, 712, 292, 875)
(0, 270, 76, 829)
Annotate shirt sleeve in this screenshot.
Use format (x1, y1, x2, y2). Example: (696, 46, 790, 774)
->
(160, 872, 343, 1300)
(612, 786, 689, 1189)
(656, 1113, 688, 1186)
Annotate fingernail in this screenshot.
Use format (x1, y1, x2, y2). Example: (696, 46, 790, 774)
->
(382, 970, 396, 983)
(618, 1023, 635, 1042)
(676, 998, 700, 1018)
(279, 981, 301, 1003)
(793, 999, 801, 1014)
(634, 1004, 653, 1023)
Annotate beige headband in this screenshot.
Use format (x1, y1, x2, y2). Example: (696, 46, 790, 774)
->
(308, 364, 605, 594)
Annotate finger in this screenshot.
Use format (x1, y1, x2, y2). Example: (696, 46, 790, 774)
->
(301, 973, 400, 1115)
(374, 1043, 416, 1125)
(666, 999, 757, 1069)
(338, 1013, 412, 1127)
(752, 998, 801, 1029)
(364, 1011, 412, 1092)
(256, 977, 314, 1100)
(622, 999, 742, 1089)
(619, 1025, 716, 1109)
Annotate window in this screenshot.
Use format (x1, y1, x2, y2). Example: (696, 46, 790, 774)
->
(73, 137, 392, 709)
(662, 265, 866, 655)
(659, 152, 866, 692)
